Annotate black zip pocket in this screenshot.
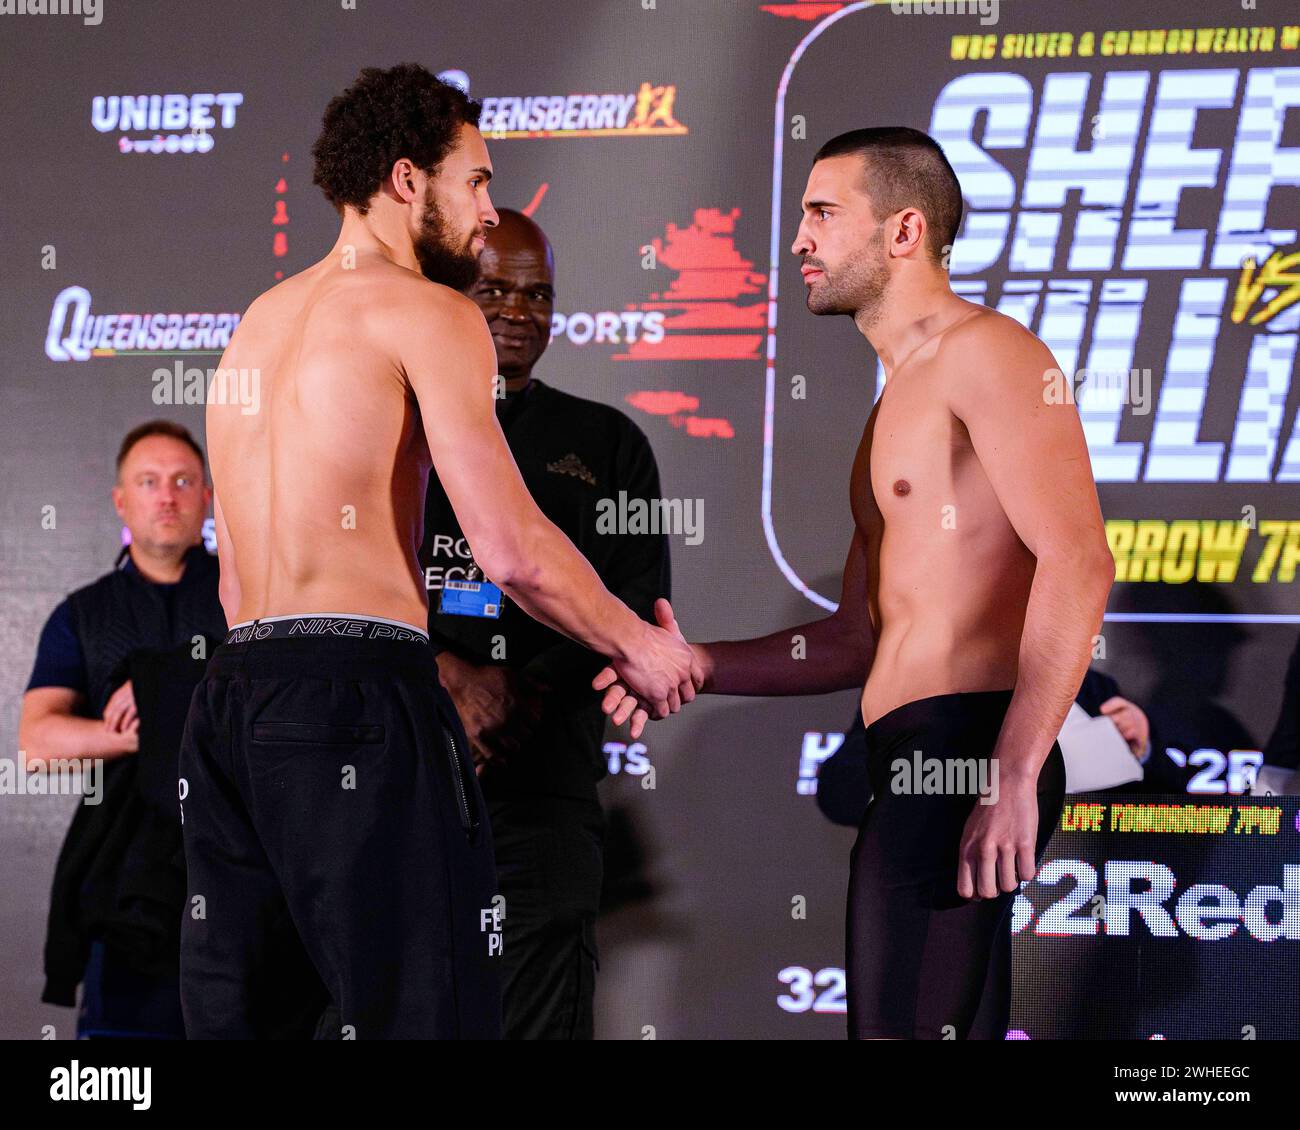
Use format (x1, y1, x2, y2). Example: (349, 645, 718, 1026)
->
(439, 722, 479, 839)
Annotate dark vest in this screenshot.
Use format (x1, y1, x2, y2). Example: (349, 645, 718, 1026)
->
(66, 545, 226, 714)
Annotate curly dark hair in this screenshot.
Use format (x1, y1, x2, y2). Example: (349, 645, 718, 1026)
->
(311, 63, 483, 214)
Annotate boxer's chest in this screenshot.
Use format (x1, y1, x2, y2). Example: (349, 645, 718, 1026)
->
(867, 366, 975, 527)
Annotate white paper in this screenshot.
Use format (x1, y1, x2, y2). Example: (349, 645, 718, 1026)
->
(1058, 711, 1145, 793)
(1250, 764, 1300, 796)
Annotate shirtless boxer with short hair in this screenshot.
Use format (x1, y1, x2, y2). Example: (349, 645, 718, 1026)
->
(597, 126, 1114, 1039)
(180, 63, 695, 1039)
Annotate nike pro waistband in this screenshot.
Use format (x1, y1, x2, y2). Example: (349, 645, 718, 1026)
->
(224, 612, 430, 645)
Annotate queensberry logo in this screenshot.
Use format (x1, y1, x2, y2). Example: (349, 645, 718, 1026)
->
(91, 92, 244, 154)
(45, 287, 241, 361)
(478, 83, 687, 138)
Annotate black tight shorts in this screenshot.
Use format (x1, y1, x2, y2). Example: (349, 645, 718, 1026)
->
(846, 689, 1065, 1040)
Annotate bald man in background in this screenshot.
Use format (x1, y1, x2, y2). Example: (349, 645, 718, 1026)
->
(422, 210, 670, 1038)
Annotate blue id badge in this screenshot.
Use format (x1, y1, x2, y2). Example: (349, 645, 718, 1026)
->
(439, 579, 503, 618)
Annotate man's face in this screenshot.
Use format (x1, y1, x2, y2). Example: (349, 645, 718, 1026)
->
(414, 122, 499, 289)
(791, 155, 891, 324)
(467, 223, 555, 380)
(112, 435, 209, 554)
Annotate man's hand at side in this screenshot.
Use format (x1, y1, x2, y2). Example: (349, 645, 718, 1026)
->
(956, 774, 1041, 900)
(437, 653, 545, 771)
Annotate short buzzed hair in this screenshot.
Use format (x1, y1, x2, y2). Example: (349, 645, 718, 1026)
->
(116, 420, 207, 478)
(814, 127, 963, 264)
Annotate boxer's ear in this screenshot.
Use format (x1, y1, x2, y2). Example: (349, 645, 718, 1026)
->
(890, 206, 927, 259)
(389, 158, 419, 204)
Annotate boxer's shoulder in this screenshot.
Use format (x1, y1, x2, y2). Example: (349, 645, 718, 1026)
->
(369, 270, 482, 333)
(933, 305, 1058, 411)
(931, 305, 1022, 361)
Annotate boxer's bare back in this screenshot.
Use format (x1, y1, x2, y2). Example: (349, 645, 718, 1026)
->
(208, 257, 440, 630)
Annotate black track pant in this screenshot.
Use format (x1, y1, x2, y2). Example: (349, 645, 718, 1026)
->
(488, 795, 603, 1040)
(846, 689, 1065, 1040)
(178, 619, 502, 1039)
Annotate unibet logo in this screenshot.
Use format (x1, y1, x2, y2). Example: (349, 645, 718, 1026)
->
(91, 92, 244, 154)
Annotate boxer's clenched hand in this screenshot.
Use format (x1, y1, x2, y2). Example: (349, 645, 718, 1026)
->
(593, 599, 702, 738)
(956, 776, 1040, 900)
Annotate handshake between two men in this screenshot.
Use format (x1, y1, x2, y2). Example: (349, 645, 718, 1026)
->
(593, 598, 703, 740)
(437, 597, 701, 774)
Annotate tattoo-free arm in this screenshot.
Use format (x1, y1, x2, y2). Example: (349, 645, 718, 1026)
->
(695, 527, 875, 696)
(948, 318, 1115, 784)
(394, 285, 693, 715)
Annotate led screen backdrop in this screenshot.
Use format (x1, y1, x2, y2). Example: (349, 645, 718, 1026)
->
(1010, 795, 1300, 1040)
(1, 0, 1297, 1038)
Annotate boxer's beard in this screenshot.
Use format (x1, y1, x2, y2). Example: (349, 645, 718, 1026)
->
(806, 224, 889, 329)
(414, 187, 480, 290)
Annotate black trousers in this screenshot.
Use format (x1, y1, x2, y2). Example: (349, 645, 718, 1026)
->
(847, 689, 1066, 1040)
(488, 794, 603, 1040)
(178, 630, 502, 1039)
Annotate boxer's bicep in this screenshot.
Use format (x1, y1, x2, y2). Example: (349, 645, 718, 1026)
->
(398, 293, 547, 579)
(950, 328, 1107, 565)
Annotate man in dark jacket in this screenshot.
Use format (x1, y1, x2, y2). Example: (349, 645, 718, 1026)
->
(1263, 634, 1299, 771)
(421, 210, 670, 1038)
(20, 421, 226, 1037)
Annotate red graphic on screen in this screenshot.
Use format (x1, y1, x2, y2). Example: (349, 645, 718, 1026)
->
(519, 193, 740, 439)
(624, 390, 736, 440)
(626, 391, 699, 416)
(273, 152, 289, 279)
(684, 416, 735, 438)
(616, 207, 764, 362)
(760, 1, 846, 20)
(521, 182, 548, 217)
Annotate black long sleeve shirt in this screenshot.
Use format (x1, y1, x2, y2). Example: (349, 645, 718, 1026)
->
(419, 379, 670, 802)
